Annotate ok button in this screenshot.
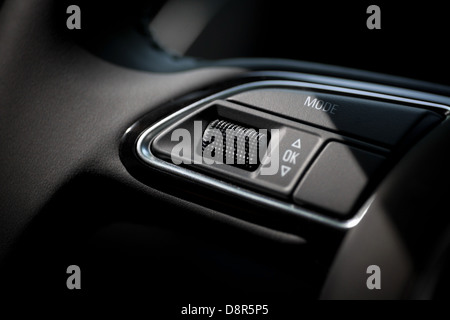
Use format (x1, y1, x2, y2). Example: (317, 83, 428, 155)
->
(255, 127, 321, 197)
(283, 149, 300, 164)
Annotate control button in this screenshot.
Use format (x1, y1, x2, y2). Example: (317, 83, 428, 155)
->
(254, 127, 321, 196)
(202, 119, 268, 171)
(228, 88, 431, 146)
(293, 142, 385, 216)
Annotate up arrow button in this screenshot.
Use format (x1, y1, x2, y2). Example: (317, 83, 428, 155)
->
(292, 139, 301, 149)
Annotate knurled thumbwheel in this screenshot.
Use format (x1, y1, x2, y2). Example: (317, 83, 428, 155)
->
(202, 119, 268, 171)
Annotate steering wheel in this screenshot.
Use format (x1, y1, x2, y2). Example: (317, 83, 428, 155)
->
(1, 0, 450, 306)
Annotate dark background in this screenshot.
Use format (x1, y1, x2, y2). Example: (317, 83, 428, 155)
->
(185, 1, 448, 85)
(52, 0, 450, 86)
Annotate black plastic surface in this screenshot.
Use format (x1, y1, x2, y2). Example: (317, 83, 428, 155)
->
(293, 142, 385, 216)
(228, 88, 433, 146)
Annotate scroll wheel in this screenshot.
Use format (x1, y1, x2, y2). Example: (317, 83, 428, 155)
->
(202, 119, 269, 171)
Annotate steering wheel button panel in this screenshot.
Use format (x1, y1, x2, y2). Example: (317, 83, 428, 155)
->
(135, 80, 444, 228)
(293, 142, 386, 216)
(228, 88, 431, 147)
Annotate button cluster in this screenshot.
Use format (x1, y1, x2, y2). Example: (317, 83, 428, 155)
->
(151, 89, 441, 217)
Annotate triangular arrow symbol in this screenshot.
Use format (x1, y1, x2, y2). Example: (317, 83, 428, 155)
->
(292, 139, 301, 149)
(281, 165, 291, 177)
